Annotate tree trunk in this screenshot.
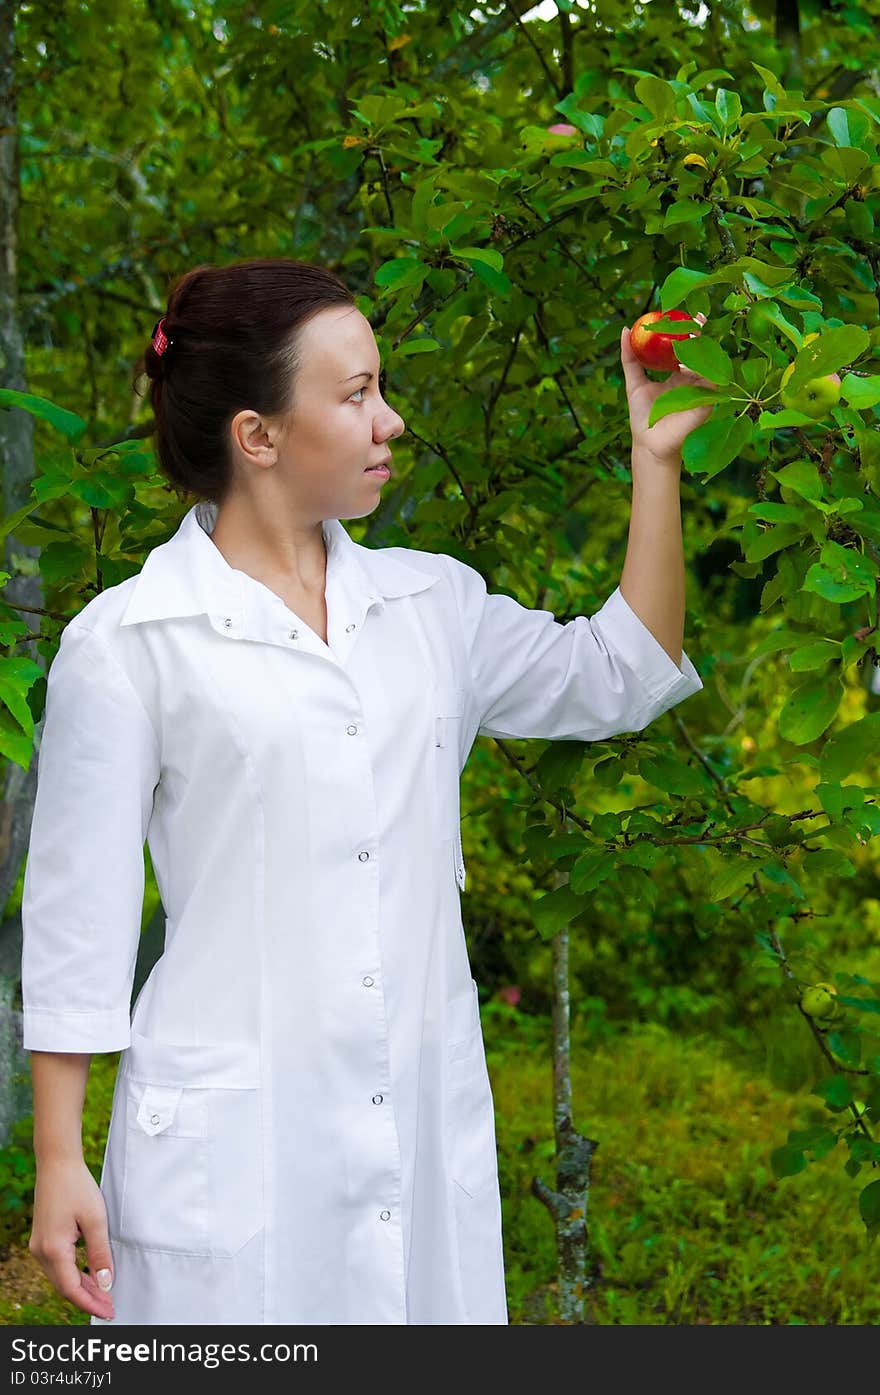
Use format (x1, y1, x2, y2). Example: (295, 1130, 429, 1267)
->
(0, 0, 40, 1143)
(531, 864, 599, 1324)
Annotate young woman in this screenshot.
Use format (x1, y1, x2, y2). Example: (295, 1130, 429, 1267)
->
(21, 257, 711, 1325)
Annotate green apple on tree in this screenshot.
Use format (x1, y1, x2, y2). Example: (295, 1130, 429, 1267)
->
(746, 301, 778, 340)
(800, 982, 839, 1020)
(780, 335, 841, 419)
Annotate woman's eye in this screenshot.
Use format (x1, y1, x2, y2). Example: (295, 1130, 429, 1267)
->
(350, 374, 388, 404)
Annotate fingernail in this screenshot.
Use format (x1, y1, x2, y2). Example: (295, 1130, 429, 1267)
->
(96, 1268, 113, 1291)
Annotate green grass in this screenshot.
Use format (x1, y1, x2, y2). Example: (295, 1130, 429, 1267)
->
(486, 1008, 879, 1324)
(3, 1015, 878, 1325)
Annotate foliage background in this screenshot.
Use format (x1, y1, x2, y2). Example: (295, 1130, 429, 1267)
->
(1, 0, 880, 1323)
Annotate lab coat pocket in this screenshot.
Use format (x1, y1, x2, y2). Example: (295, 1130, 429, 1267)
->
(433, 684, 467, 893)
(120, 1034, 263, 1259)
(445, 980, 497, 1198)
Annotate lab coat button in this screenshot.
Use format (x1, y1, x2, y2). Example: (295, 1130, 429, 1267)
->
(358, 850, 370, 862)
(345, 623, 356, 633)
(372, 1093, 383, 1105)
(288, 629, 299, 640)
(150, 1113, 160, 1125)
(346, 724, 358, 735)
(224, 617, 233, 628)
(362, 975, 374, 987)
(380, 1210, 391, 1221)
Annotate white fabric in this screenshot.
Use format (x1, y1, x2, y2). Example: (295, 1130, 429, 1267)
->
(20, 501, 703, 1324)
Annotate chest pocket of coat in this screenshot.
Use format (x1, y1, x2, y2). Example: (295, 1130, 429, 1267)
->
(120, 1052, 262, 1259)
(433, 684, 467, 893)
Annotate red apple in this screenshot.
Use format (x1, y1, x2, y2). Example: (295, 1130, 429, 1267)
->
(629, 309, 704, 372)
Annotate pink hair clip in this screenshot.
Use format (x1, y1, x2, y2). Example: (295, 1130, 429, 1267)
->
(151, 317, 173, 358)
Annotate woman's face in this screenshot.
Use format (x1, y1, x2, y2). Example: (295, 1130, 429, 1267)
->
(228, 304, 405, 521)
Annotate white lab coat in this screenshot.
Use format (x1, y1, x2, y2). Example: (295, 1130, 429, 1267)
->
(20, 500, 703, 1325)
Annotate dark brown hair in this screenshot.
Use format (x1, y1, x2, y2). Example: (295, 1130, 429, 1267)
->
(133, 257, 357, 505)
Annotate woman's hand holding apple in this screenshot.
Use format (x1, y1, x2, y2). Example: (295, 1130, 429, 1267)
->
(620, 316, 718, 467)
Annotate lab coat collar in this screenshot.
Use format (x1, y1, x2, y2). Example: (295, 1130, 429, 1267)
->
(119, 500, 440, 626)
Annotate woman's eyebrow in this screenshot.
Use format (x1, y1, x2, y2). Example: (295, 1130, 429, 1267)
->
(339, 370, 374, 383)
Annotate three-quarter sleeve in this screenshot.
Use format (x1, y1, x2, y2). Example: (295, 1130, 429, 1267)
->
(440, 554, 704, 742)
(21, 622, 160, 1053)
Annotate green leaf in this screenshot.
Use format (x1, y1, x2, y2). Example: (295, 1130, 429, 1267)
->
(802, 540, 876, 603)
(803, 555, 870, 599)
(646, 385, 726, 427)
(820, 712, 880, 782)
(468, 259, 512, 296)
(710, 858, 756, 901)
(685, 92, 724, 138)
(659, 267, 713, 309)
(0, 388, 87, 442)
(639, 315, 699, 335)
(775, 283, 823, 312)
(802, 562, 868, 605)
(395, 337, 440, 357)
(617, 863, 657, 909)
(0, 710, 36, 771)
(788, 1126, 838, 1160)
(743, 520, 809, 563)
(770, 459, 824, 502)
(858, 1179, 880, 1235)
(569, 849, 617, 894)
(681, 412, 752, 480)
(800, 848, 855, 884)
(592, 755, 624, 788)
(635, 75, 677, 120)
(618, 842, 663, 870)
(637, 754, 712, 797)
(664, 199, 713, 227)
(827, 1029, 861, 1068)
(840, 375, 880, 409)
(784, 325, 870, 394)
(351, 93, 409, 128)
(826, 106, 871, 149)
(745, 300, 802, 349)
(751, 625, 808, 658)
(375, 257, 426, 290)
(539, 832, 593, 864)
(533, 740, 589, 792)
(0, 499, 51, 544)
(715, 88, 742, 131)
(813, 1074, 855, 1110)
(671, 336, 735, 384)
(844, 201, 874, 239)
(748, 503, 803, 523)
(757, 408, 826, 430)
(449, 245, 503, 272)
(819, 145, 871, 184)
(532, 885, 589, 940)
(0, 656, 43, 737)
(770, 1144, 807, 1178)
(751, 63, 786, 101)
(778, 671, 843, 744)
(788, 640, 838, 671)
(836, 995, 880, 1016)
